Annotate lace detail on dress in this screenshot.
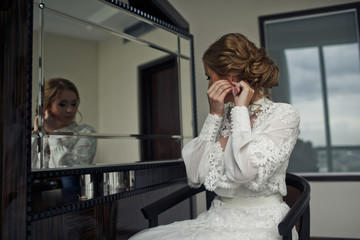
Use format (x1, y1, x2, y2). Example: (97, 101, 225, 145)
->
(203, 105, 241, 190)
(246, 135, 288, 194)
(204, 143, 224, 191)
(32, 123, 97, 169)
(203, 141, 241, 190)
(179, 197, 295, 240)
(251, 98, 274, 130)
(230, 106, 251, 136)
(220, 118, 232, 138)
(245, 103, 300, 195)
(129, 195, 299, 240)
(199, 114, 222, 142)
(220, 103, 233, 138)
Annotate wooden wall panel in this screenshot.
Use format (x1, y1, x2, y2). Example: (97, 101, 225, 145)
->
(30, 182, 192, 239)
(0, 0, 31, 239)
(30, 214, 66, 239)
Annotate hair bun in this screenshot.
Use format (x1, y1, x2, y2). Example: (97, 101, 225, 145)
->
(202, 33, 279, 90)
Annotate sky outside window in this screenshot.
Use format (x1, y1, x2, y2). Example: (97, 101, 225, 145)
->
(285, 47, 326, 147)
(323, 43, 360, 146)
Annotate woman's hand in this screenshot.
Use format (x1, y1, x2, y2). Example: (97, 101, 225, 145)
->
(33, 110, 58, 133)
(33, 115, 39, 132)
(232, 81, 255, 107)
(43, 110, 58, 133)
(207, 80, 233, 116)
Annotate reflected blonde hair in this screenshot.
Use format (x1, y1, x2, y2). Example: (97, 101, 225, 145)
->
(202, 33, 279, 94)
(44, 78, 80, 110)
(36, 78, 80, 116)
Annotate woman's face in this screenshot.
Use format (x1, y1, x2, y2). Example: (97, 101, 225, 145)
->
(49, 89, 79, 128)
(204, 65, 234, 103)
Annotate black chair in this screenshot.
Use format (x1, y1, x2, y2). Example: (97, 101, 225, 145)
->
(141, 173, 310, 240)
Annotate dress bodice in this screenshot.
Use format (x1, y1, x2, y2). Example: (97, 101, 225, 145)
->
(182, 98, 300, 197)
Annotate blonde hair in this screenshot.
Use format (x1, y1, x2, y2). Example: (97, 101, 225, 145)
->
(36, 78, 80, 116)
(45, 78, 79, 109)
(202, 33, 279, 93)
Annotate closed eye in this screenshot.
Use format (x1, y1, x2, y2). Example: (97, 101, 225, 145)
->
(71, 101, 78, 107)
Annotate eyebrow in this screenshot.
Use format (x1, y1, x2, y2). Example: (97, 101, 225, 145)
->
(58, 99, 78, 102)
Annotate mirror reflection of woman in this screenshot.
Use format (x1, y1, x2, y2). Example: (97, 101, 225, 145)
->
(31, 78, 96, 169)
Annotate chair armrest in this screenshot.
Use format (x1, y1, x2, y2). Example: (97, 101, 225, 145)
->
(278, 174, 311, 239)
(141, 185, 205, 227)
(278, 192, 310, 234)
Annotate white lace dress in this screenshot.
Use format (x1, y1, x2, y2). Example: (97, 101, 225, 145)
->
(130, 97, 300, 240)
(31, 122, 97, 169)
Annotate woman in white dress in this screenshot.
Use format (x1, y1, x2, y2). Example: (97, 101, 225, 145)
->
(32, 78, 96, 169)
(130, 33, 300, 240)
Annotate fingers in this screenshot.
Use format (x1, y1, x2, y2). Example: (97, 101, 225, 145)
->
(207, 80, 233, 100)
(33, 116, 39, 132)
(207, 80, 233, 116)
(43, 110, 58, 132)
(232, 80, 255, 107)
(44, 110, 49, 119)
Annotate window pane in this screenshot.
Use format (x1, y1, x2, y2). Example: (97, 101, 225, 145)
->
(323, 43, 360, 146)
(285, 48, 326, 172)
(285, 47, 326, 147)
(323, 43, 360, 172)
(262, 8, 360, 173)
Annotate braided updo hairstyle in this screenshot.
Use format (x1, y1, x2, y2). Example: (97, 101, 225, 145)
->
(202, 33, 279, 93)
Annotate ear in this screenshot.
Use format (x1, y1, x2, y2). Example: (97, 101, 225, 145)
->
(229, 75, 239, 83)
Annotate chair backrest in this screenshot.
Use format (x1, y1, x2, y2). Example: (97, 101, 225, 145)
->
(279, 173, 311, 240)
(284, 184, 302, 231)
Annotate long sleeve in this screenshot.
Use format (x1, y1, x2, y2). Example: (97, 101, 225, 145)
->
(31, 124, 97, 169)
(223, 106, 258, 183)
(48, 134, 96, 168)
(226, 105, 300, 194)
(182, 113, 222, 188)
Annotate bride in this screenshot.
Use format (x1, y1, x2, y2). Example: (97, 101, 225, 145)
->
(130, 33, 300, 240)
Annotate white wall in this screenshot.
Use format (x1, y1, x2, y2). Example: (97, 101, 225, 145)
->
(96, 28, 190, 164)
(168, 0, 360, 238)
(32, 32, 99, 130)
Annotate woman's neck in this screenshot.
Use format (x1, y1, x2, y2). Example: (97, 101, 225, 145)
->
(251, 92, 262, 104)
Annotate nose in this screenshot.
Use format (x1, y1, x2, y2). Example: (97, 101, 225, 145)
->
(66, 106, 74, 113)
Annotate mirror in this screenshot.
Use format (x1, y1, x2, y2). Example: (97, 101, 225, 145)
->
(32, 0, 195, 170)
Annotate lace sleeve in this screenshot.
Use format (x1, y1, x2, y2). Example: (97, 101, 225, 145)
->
(245, 105, 300, 194)
(31, 134, 40, 169)
(182, 113, 223, 188)
(48, 125, 97, 167)
(225, 104, 300, 195)
(199, 113, 222, 142)
(223, 106, 258, 183)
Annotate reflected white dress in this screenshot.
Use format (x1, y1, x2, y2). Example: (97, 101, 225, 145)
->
(31, 122, 97, 169)
(130, 97, 300, 240)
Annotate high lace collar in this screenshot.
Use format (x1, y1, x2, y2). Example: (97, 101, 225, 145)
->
(225, 97, 272, 116)
(248, 97, 272, 116)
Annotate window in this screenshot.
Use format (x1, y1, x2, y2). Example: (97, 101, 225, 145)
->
(259, 3, 360, 174)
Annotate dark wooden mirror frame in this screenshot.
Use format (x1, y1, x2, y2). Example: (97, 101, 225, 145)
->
(1, 0, 197, 238)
